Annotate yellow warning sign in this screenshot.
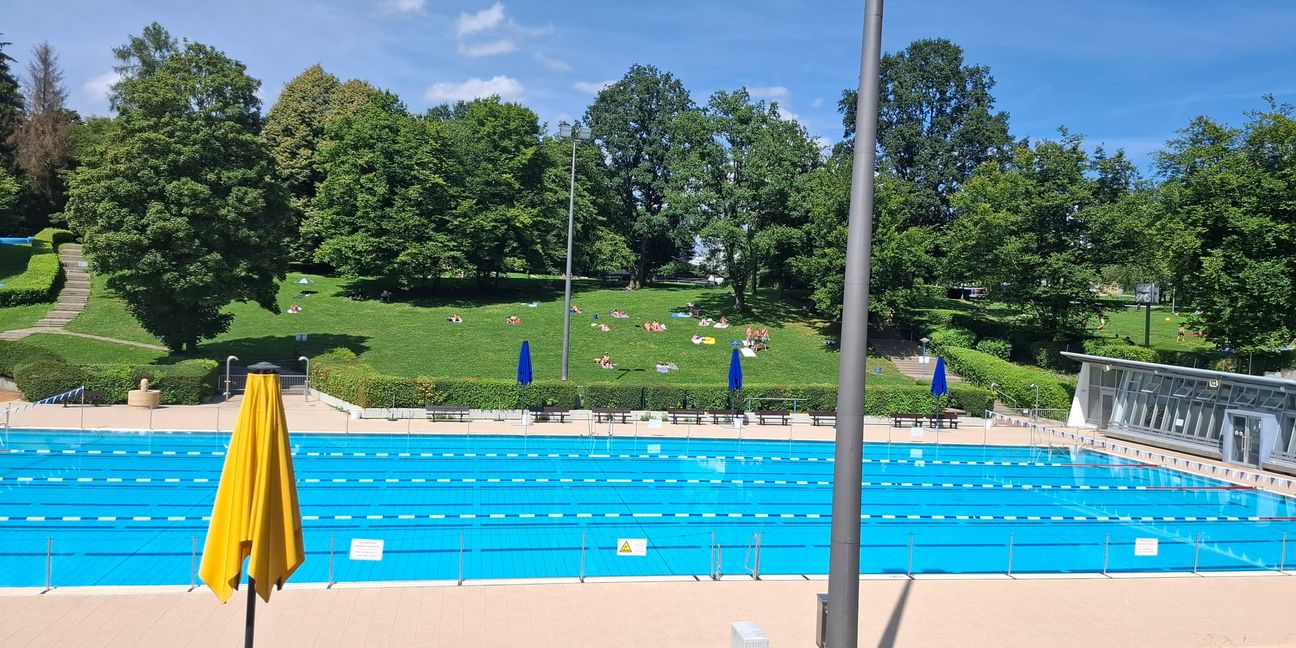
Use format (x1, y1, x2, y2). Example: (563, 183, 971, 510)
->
(615, 537, 647, 556)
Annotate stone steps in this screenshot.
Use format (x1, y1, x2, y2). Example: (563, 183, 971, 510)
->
(26, 245, 94, 331)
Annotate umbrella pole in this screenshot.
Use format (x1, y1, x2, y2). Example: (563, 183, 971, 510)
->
(245, 576, 256, 648)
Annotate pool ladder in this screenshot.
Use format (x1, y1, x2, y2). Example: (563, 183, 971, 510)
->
(743, 532, 762, 580)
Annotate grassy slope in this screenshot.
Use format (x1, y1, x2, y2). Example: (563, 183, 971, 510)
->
(0, 243, 32, 283)
(21, 333, 168, 365)
(1086, 303, 1211, 351)
(64, 273, 916, 384)
(0, 244, 49, 331)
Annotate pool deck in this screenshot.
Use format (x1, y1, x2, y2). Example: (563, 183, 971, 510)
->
(6, 399, 1296, 646)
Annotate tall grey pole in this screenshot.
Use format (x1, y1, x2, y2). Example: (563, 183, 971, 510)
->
(560, 136, 578, 381)
(825, 1, 883, 646)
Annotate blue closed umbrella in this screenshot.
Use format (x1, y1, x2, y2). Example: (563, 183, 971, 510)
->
(930, 356, 948, 397)
(728, 348, 743, 391)
(517, 340, 533, 385)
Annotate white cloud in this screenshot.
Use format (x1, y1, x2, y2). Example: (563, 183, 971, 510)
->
(382, 0, 425, 14)
(748, 86, 789, 100)
(810, 97, 823, 108)
(425, 75, 525, 102)
(814, 136, 832, 151)
(534, 53, 571, 72)
(509, 21, 554, 37)
(573, 80, 615, 94)
(457, 3, 506, 36)
(458, 39, 517, 57)
(82, 71, 121, 104)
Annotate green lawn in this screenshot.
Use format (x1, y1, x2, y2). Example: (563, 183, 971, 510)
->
(0, 303, 51, 331)
(21, 333, 168, 365)
(1087, 303, 1211, 352)
(0, 243, 32, 284)
(62, 273, 919, 384)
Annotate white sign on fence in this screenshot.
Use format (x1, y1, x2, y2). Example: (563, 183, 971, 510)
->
(648, 418, 663, 429)
(1134, 538, 1159, 557)
(349, 538, 384, 561)
(616, 538, 648, 557)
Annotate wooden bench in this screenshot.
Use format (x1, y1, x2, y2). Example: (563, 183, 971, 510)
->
(891, 412, 926, 428)
(529, 406, 571, 423)
(756, 410, 791, 425)
(667, 409, 704, 424)
(425, 405, 470, 422)
(931, 413, 960, 429)
(706, 409, 747, 425)
(809, 410, 836, 426)
(591, 407, 632, 423)
(63, 390, 107, 406)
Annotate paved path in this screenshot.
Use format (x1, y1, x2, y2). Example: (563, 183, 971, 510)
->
(0, 243, 165, 351)
(872, 338, 962, 384)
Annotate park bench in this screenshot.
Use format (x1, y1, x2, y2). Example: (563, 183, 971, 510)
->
(891, 412, 926, 428)
(528, 406, 571, 423)
(932, 413, 960, 429)
(425, 405, 470, 422)
(63, 390, 107, 407)
(667, 409, 705, 424)
(706, 409, 747, 425)
(809, 410, 836, 426)
(591, 407, 632, 423)
(756, 410, 791, 425)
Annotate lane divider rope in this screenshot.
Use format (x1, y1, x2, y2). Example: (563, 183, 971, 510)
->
(0, 512, 1287, 524)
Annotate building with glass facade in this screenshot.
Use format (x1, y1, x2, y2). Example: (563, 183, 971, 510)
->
(1063, 352, 1296, 475)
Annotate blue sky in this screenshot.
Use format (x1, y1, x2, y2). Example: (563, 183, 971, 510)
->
(4, 0, 1294, 168)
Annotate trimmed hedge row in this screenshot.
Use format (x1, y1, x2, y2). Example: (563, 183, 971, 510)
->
(311, 349, 996, 414)
(974, 338, 1012, 359)
(0, 228, 75, 307)
(927, 326, 976, 353)
(14, 358, 220, 404)
(0, 340, 63, 375)
(941, 346, 1075, 412)
(1081, 337, 1294, 373)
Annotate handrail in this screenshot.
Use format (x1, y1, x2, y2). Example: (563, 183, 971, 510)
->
(743, 532, 762, 580)
(710, 531, 723, 580)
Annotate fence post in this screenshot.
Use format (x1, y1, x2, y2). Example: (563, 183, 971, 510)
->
(579, 531, 586, 583)
(44, 536, 52, 592)
(906, 533, 914, 577)
(458, 533, 465, 585)
(191, 536, 197, 590)
(1102, 534, 1110, 576)
(1280, 531, 1287, 574)
(328, 534, 335, 587)
(80, 387, 85, 430)
(1192, 532, 1201, 574)
(1006, 533, 1014, 577)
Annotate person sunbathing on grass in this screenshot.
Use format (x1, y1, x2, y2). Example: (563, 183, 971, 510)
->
(594, 353, 614, 369)
(713, 316, 730, 329)
(287, 304, 302, 314)
(506, 315, 521, 325)
(698, 317, 714, 327)
(448, 314, 463, 324)
(611, 309, 629, 319)
(599, 323, 611, 332)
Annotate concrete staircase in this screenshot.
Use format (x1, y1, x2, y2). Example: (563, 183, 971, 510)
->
(871, 337, 962, 384)
(0, 244, 91, 340)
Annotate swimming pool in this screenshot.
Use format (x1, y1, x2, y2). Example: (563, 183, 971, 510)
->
(1, 429, 1293, 588)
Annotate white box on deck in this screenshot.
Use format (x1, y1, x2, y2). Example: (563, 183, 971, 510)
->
(731, 621, 770, 648)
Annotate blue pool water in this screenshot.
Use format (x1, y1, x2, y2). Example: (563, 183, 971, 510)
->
(1, 429, 1294, 587)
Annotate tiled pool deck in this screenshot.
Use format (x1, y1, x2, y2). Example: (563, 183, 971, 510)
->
(3, 398, 1296, 646)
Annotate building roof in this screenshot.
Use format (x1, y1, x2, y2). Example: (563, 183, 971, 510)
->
(1061, 352, 1296, 390)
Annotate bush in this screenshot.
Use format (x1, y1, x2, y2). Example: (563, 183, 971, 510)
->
(13, 359, 87, 400)
(0, 228, 74, 307)
(0, 340, 63, 375)
(927, 326, 976, 352)
(143, 359, 219, 404)
(1088, 344, 1157, 363)
(974, 338, 1012, 359)
(942, 346, 1074, 411)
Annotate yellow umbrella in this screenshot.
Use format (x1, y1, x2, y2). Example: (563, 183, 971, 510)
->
(199, 365, 304, 644)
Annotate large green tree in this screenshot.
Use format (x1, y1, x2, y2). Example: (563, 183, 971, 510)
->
(12, 42, 76, 228)
(664, 89, 818, 311)
(64, 36, 291, 352)
(584, 64, 694, 288)
(309, 92, 458, 287)
(944, 132, 1118, 338)
(1155, 103, 1296, 349)
(840, 38, 1015, 226)
(0, 37, 22, 169)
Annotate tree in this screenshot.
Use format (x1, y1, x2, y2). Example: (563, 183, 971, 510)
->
(309, 92, 458, 287)
(944, 132, 1110, 339)
(263, 65, 342, 261)
(12, 42, 75, 227)
(63, 38, 291, 352)
(111, 22, 178, 85)
(840, 39, 1015, 226)
(0, 36, 23, 169)
(0, 167, 18, 227)
(584, 64, 694, 288)
(664, 89, 818, 311)
(1154, 103, 1296, 349)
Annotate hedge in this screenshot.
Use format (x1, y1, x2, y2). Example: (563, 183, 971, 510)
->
(311, 348, 995, 414)
(974, 338, 1012, 359)
(927, 326, 976, 353)
(0, 339, 63, 375)
(12, 357, 218, 404)
(0, 228, 75, 307)
(941, 346, 1074, 412)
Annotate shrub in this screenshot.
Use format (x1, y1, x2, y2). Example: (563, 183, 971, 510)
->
(927, 326, 976, 352)
(584, 383, 646, 408)
(1088, 344, 1157, 363)
(942, 346, 1074, 412)
(974, 338, 1012, 359)
(0, 340, 63, 375)
(0, 228, 74, 307)
(143, 359, 219, 404)
(13, 360, 87, 400)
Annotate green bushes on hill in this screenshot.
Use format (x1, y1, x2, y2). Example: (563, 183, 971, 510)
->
(311, 348, 995, 414)
(941, 346, 1074, 411)
(0, 228, 75, 307)
(0, 340, 218, 404)
(927, 326, 976, 353)
(974, 338, 1012, 359)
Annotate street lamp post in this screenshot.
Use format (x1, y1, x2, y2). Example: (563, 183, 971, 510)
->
(557, 123, 592, 381)
(919, 336, 930, 364)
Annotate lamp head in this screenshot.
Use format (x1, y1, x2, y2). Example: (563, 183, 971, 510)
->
(578, 126, 592, 139)
(558, 124, 572, 138)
